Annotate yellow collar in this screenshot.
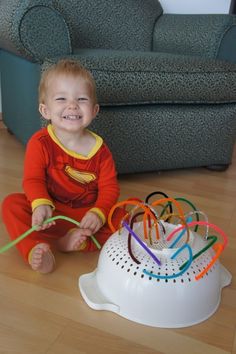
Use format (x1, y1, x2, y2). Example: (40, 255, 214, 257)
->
(47, 124, 103, 160)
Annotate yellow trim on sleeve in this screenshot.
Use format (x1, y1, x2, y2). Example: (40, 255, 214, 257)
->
(31, 198, 55, 211)
(89, 208, 106, 225)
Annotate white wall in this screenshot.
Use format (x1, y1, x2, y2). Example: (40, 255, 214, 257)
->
(159, 0, 232, 14)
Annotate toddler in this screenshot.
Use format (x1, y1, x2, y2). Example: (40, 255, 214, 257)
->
(1, 59, 123, 273)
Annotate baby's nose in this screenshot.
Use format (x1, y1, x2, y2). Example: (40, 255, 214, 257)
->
(68, 100, 79, 109)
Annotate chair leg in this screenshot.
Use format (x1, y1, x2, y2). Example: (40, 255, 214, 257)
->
(7, 128, 14, 135)
(205, 164, 229, 172)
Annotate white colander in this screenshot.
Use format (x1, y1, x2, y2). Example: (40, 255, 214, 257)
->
(79, 220, 231, 328)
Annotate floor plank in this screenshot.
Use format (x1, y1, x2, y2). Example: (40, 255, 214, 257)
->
(0, 125, 235, 353)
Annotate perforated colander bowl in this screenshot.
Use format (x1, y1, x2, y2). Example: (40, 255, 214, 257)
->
(79, 221, 231, 328)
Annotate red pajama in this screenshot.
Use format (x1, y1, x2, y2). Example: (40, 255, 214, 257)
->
(1, 125, 123, 262)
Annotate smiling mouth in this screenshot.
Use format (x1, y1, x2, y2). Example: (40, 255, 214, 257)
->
(63, 115, 82, 120)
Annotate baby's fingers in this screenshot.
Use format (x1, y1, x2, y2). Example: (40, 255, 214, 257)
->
(42, 220, 56, 230)
(34, 220, 55, 231)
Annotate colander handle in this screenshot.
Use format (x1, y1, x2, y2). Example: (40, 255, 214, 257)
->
(79, 272, 120, 314)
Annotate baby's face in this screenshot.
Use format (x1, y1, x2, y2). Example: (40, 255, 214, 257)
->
(39, 74, 99, 134)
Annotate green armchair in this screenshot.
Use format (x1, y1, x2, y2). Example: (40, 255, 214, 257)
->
(1, 0, 236, 173)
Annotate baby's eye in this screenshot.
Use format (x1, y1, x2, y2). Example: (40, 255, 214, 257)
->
(78, 97, 88, 101)
(56, 97, 66, 101)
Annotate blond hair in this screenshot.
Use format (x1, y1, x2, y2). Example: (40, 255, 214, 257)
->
(39, 59, 97, 104)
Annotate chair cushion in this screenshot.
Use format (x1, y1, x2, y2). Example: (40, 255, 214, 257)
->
(52, 0, 163, 51)
(43, 49, 236, 106)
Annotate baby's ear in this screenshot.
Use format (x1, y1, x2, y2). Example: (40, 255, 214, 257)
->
(39, 103, 50, 120)
(93, 104, 100, 117)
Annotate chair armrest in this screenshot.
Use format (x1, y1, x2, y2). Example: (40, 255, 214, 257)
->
(153, 14, 236, 62)
(0, 1, 72, 63)
(218, 25, 236, 62)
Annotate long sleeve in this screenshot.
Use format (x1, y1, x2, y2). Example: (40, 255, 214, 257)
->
(23, 131, 54, 209)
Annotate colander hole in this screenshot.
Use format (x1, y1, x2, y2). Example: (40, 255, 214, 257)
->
(134, 272, 137, 276)
(116, 262, 119, 265)
(149, 277, 152, 281)
(112, 258, 115, 261)
(127, 269, 130, 272)
(121, 265, 124, 269)
(141, 274, 144, 278)
(165, 279, 168, 283)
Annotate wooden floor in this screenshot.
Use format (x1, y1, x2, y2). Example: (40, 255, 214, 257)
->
(0, 121, 236, 354)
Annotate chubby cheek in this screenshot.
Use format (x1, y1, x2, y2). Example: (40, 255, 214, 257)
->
(52, 106, 66, 118)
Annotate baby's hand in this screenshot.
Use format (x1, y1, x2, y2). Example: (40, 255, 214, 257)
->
(32, 205, 55, 231)
(79, 211, 103, 234)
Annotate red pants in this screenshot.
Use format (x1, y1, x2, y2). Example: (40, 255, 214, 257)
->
(1, 193, 124, 263)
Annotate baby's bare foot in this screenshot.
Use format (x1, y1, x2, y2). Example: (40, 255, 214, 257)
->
(57, 228, 91, 252)
(28, 243, 55, 274)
